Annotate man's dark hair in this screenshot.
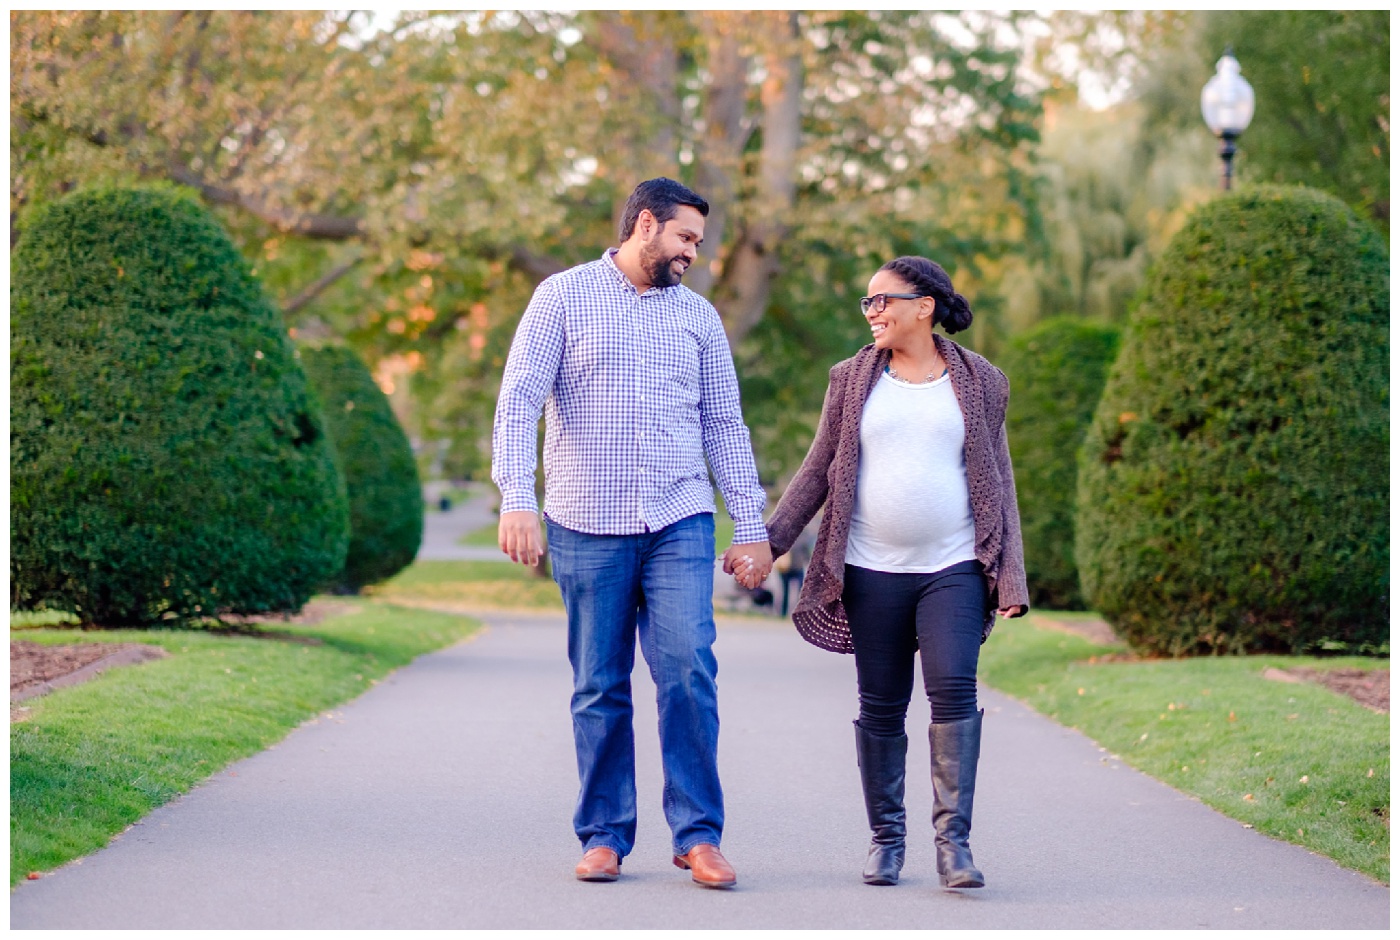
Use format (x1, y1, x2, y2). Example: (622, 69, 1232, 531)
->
(618, 178, 709, 243)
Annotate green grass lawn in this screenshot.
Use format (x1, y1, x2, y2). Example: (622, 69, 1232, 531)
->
(979, 615, 1390, 884)
(366, 559, 564, 610)
(457, 501, 739, 549)
(10, 601, 480, 886)
(457, 521, 503, 547)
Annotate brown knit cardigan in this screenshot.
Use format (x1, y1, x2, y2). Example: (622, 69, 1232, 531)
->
(766, 335, 1030, 654)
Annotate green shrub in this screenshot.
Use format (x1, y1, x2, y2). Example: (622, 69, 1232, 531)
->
(10, 186, 349, 625)
(299, 344, 423, 591)
(1001, 317, 1120, 609)
(1075, 186, 1388, 655)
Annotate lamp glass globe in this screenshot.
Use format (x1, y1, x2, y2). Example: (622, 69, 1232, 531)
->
(1200, 53, 1255, 136)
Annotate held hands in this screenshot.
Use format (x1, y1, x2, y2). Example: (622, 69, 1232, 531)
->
(997, 605, 1027, 619)
(498, 510, 544, 566)
(722, 541, 774, 590)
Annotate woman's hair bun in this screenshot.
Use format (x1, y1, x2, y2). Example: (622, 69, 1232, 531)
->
(941, 291, 973, 334)
(879, 255, 974, 335)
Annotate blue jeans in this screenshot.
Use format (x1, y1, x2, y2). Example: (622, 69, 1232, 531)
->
(546, 513, 723, 859)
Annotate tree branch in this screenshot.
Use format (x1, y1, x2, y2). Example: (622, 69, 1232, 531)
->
(283, 254, 363, 315)
(509, 245, 568, 281)
(167, 165, 367, 239)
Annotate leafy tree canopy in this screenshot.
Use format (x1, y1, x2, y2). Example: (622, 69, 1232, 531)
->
(11, 10, 1045, 482)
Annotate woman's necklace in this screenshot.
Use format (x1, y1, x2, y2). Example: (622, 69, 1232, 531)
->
(886, 360, 947, 384)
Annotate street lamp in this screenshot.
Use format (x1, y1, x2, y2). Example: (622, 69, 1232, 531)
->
(1200, 47, 1255, 191)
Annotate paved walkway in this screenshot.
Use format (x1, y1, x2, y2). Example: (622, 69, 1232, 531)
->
(9, 611, 1388, 929)
(417, 483, 508, 562)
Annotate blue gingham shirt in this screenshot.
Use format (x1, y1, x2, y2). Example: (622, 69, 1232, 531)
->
(492, 249, 768, 544)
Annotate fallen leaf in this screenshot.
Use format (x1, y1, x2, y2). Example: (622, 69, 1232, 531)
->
(1228, 711, 1237, 721)
(1242, 824, 1254, 830)
(1299, 775, 1309, 784)
(1286, 713, 1299, 721)
(1139, 732, 1148, 741)
(26, 872, 40, 881)
(1077, 688, 1085, 696)
(1367, 769, 1374, 778)
(1243, 793, 1255, 802)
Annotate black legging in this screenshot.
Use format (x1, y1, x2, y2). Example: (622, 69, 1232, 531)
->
(842, 560, 987, 735)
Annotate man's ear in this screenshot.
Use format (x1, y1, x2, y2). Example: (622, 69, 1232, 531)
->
(637, 209, 655, 238)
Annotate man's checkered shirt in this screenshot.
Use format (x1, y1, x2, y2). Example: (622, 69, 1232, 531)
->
(492, 249, 767, 544)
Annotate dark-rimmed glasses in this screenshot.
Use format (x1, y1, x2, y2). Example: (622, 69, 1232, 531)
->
(860, 293, 927, 314)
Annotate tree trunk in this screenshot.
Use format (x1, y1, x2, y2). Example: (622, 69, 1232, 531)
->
(592, 12, 682, 234)
(711, 11, 803, 346)
(686, 14, 752, 299)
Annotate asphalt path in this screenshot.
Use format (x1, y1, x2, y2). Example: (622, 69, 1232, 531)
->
(416, 484, 506, 563)
(9, 610, 1388, 930)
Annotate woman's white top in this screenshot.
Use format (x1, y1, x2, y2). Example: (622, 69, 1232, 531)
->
(844, 370, 978, 573)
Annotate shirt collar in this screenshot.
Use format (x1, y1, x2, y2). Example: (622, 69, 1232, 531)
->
(602, 247, 669, 296)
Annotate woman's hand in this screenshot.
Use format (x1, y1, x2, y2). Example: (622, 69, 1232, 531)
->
(997, 605, 1026, 619)
(723, 543, 773, 590)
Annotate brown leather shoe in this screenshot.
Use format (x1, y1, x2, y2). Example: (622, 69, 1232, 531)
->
(672, 844, 737, 888)
(575, 846, 620, 882)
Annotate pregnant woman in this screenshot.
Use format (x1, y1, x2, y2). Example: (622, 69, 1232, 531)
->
(739, 255, 1029, 889)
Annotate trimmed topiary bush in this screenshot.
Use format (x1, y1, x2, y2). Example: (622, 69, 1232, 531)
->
(1075, 186, 1388, 655)
(11, 186, 349, 625)
(299, 343, 423, 592)
(1001, 317, 1120, 609)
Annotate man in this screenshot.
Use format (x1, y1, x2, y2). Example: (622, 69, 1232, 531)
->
(492, 178, 772, 888)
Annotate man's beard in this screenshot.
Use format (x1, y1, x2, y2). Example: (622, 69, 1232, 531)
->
(640, 234, 687, 288)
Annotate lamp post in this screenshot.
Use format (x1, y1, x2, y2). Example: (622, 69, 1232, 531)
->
(1200, 47, 1255, 191)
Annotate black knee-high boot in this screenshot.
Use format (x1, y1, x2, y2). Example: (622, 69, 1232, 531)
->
(928, 709, 985, 888)
(854, 723, 907, 885)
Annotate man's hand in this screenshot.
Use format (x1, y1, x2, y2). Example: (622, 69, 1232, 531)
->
(722, 541, 773, 590)
(499, 510, 544, 566)
(997, 605, 1027, 619)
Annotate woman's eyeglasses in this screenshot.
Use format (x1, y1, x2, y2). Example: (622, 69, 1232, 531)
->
(860, 293, 927, 314)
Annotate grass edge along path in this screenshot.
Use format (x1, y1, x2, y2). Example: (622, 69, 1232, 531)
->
(978, 615, 1389, 884)
(366, 559, 564, 611)
(10, 602, 481, 887)
(456, 501, 739, 550)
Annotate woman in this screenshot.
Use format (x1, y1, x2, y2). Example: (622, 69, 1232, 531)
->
(736, 256, 1028, 889)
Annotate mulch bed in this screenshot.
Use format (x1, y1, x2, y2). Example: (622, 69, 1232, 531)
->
(11, 640, 138, 692)
(1264, 666, 1389, 714)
